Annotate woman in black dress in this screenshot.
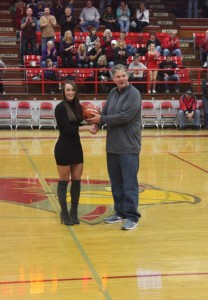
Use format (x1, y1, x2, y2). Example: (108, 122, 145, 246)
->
(54, 81, 97, 225)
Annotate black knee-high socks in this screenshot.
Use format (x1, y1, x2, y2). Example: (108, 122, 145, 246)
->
(57, 180, 73, 225)
(70, 180, 81, 224)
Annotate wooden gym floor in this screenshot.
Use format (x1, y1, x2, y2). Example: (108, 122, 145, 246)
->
(0, 128, 208, 300)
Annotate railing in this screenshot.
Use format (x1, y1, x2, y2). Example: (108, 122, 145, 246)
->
(0, 67, 207, 97)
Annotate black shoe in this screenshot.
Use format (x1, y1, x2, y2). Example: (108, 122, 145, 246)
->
(179, 126, 186, 130)
(194, 126, 200, 130)
(60, 212, 74, 225)
(70, 210, 80, 224)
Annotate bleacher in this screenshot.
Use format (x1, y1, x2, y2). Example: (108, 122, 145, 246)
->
(0, 0, 207, 105)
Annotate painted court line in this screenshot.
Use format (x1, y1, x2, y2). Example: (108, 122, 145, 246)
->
(169, 153, 208, 174)
(1, 271, 208, 285)
(0, 133, 208, 141)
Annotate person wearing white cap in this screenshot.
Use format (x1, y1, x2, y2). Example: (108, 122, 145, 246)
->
(104, 40, 117, 68)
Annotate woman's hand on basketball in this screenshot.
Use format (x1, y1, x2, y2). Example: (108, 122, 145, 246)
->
(89, 124, 99, 134)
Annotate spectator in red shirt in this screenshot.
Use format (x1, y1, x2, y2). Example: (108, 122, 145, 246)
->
(178, 90, 200, 130)
(163, 31, 181, 57)
(200, 30, 208, 67)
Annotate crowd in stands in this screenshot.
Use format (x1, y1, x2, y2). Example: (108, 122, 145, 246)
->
(4, 0, 207, 95)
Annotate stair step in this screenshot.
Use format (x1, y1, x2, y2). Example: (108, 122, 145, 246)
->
(4, 71, 24, 79)
(176, 18, 208, 26)
(0, 41, 18, 46)
(0, 47, 19, 54)
(0, 53, 19, 59)
(153, 13, 169, 17)
(0, 27, 14, 33)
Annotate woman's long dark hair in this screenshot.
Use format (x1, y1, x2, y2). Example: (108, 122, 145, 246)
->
(62, 81, 83, 122)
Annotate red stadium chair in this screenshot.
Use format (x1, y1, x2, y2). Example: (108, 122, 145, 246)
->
(15, 101, 33, 129)
(141, 101, 159, 128)
(0, 101, 13, 130)
(38, 102, 56, 130)
(159, 101, 177, 129)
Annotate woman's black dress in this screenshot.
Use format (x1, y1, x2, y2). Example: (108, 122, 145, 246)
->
(54, 101, 83, 166)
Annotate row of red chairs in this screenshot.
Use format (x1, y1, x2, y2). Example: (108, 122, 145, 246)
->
(1, 100, 204, 130)
(35, 32, 169, 46)
(0, 101, 56, 130)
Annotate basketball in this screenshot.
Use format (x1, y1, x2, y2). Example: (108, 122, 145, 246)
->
(82, 103, 100, 120)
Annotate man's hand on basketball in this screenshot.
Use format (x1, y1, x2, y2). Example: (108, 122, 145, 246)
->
(87, 114, 101, 124)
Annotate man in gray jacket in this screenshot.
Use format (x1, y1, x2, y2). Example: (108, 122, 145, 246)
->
(88, 64, 142, 230)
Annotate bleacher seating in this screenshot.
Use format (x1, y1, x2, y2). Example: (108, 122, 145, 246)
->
(193, 33, 205, 54)
(1, 0, 207, 106)
(24, 55, 41, 68)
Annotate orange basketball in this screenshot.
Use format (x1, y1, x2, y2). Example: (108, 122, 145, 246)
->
(82, 103, 100, 120)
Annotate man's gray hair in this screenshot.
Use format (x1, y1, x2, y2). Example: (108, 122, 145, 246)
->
(111, 64, 129, 77)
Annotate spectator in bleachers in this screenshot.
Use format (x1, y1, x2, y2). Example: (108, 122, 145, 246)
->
(85, 27, 100, 52)
(201, 0, 208, 18)
(101, 28, 112, 46)
(20, 7, 38, 65)
(200, 30, 208, 68)
(65, 0, 74, 15)
(163, 31, 182, 57)
(145, 43, 161, 94)
(114, 39, 128, 66)
(33, 1, 45, 31)
(187, 0, 198, 18)
(88, 41, 105, 67)
(97, 55, 112, 93)
(15, 1, 26, 37)
(101, 29, 113, 65)
(59, 30, 75, 68)
(158, 54, 180, 94)
(44, 58, 59, 94)
(116, 1, 130, 32)
(0, 58, 6, 95)
(44, 0, 55, 15)
(146, 32, 162, 54)
(128, 54, 147, 92)
(130, 2, 149, 33)
(76, 43, 89, 68)
(105, 39, 117, 68)
(101, 5, 118, 32)
(98, 0, 111, 16)
(53, 0, 64, 23)
(178, 90, 200, 130)
(40, 6, 57, 52)
(119, 31, 136, 56)
(41, 40, 58, 67)
(59, 7, 76, 38)
(202, 73, 208, 128)
(79, 0, 100, 32)
(27, 0, 37, 11)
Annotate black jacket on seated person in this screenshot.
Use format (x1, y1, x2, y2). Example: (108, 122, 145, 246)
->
(159, 60, 178, 78)
(113, 47, 128, 66)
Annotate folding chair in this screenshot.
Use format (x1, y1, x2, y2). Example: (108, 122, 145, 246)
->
(0, 101, 13, 129)
(160, 101, 177, 129)
(15, 101, 33, 129)
(38, 102, 56, 130)
(141, 101, 159, 128)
